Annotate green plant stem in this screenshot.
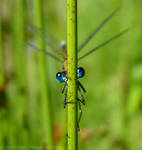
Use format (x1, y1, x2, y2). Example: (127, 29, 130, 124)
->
(13, 0, 25, 87)
(11, 0, 26, 122)
(33, 0, 54, 147)
(0, 3, 4, 139)
(67, 0, 78, 149)
(0, 1, 4, 86)
(8, 0, 28, 145)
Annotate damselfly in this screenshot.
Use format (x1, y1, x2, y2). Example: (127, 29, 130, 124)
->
(26, 8, 128, 124)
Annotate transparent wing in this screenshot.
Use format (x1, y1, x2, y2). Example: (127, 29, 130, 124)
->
(25, 24, 64, 57)
(78, 29, 129, 61)
(26, 41, 63, 63)
(78, 8, 119, 52)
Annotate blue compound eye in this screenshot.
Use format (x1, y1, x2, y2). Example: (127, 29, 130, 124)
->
(77, 67, 85, 78)
(56, 72, 64, 82)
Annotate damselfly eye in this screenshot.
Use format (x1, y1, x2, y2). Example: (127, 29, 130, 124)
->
(77, 67, 85, 79)
(56, 72, 64, 82)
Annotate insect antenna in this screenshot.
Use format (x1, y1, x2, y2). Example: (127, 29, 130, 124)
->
(26, 42, 63, 63)
(78, 29, 129, 61)
(78, 8, 119, 52)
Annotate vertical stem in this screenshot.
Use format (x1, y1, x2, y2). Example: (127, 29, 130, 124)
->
(33, 0, 54, 147)
(0, 1, 4, 86)
(13, 0, 27, 139)
(9, 0, 27, 145)
(67, 0, 78, 149)
(11, 0, 25, 120)
(0, 2, 4, 148)
(13, 0, 25, 87)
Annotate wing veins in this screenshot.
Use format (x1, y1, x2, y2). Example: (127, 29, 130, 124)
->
(25, 24, 63, 57)
(79, 29, 129, 61)
(26, 42, 63, 63)
(78, 8, 119, 52)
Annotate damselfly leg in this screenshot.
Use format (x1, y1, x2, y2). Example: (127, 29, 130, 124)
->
(62, 79, 86, 130)
(78, 85, 85, 105)
(77, 80, 86, 129)
(62, 80, 74, 108)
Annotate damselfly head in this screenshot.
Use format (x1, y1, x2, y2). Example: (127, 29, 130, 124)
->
(56, 67, 85, 82)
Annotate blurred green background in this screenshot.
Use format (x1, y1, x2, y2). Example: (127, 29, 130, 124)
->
(0, 0, 142, 150)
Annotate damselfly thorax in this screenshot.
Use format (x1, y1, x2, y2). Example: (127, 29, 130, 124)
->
(60, 41, 68, 72)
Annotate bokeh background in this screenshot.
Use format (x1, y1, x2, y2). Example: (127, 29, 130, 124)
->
(0, 0, 142, 150)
